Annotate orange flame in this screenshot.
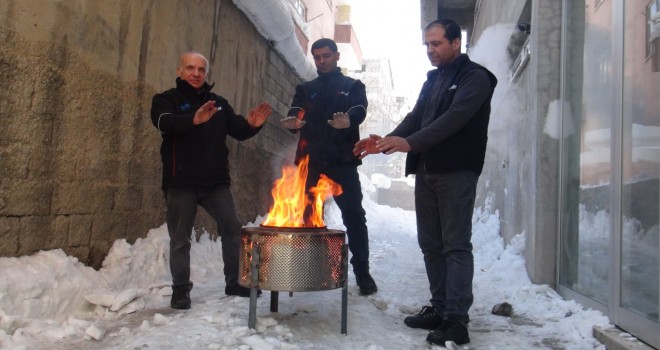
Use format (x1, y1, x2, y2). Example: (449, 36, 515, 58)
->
(262, 155, 342, 227)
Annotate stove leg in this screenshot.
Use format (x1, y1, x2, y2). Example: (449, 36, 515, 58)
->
(341, 283, 347, 334)
(248, 289, 257, 329)
(341, 243, 348, 334)
(270, 291, 279, 312)
(248, 242, 260, 329)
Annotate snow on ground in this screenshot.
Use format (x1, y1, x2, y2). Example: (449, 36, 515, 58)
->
(0, 183, 612, 350)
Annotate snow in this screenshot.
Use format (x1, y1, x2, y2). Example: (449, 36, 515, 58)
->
(370, 174, 392, 189)
(0, 183, 613, 350)
(232, 0, 316, 81)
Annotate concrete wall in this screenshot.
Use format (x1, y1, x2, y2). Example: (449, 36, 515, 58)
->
(471, 0, 562, 286)
(526, 0, 562, 287)
(0, 0, 300, 268)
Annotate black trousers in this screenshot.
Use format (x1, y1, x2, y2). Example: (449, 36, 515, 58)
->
(306, 164, 371, 275)
(415, 170, 478, 319)
(165, 185, 242, 287)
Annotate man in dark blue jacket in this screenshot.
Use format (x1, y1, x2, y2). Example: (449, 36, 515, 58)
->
(151, 51, 271, 309)
(354, 19, 497, 346)
(281, 38, 377, 296)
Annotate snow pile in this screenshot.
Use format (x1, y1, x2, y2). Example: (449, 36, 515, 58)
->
(232, 0, 316, 81)
(0, 195, 614, 349)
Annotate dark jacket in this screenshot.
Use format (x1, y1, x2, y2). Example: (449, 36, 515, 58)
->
(150, 78, 261, 189)
(389, 54, 497, 176)
(288, 68, 368, 166)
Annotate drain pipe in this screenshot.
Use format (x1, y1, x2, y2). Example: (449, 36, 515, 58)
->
(232, 0, 317, 81)
(470, 0, 483, 51)
(209, 0, 222, 74)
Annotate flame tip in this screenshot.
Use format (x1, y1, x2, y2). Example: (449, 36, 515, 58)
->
(264, 155, 342, 228)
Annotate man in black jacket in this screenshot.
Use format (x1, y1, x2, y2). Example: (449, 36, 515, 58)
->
(354, 19, 497, 346)
(281, 38, 377, 296)
(151, 51, 271, 309)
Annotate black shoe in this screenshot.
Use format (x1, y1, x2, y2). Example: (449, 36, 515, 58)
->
(404, 306, 443, 330)
(225, 284, 262, 297)
(426, 316, 470, 346)
(171, 283, 193, 309)
(355, 272, 378, 296)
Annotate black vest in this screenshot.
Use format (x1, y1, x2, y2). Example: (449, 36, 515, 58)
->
(405, 56, 497, 176)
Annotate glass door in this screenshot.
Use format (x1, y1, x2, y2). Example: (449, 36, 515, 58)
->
(559, 0, 660, 347)
(559, 0, 614, 307)
(614, 1, 660, 346)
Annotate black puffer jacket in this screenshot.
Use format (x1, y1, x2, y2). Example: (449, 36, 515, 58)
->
(150, 78, 261, 189)
(288, 68, 368, 166)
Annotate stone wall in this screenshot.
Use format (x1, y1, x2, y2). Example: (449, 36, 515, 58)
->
(0, 0, 301, 268)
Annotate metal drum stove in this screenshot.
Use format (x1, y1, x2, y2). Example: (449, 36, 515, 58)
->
(238, 226, 348, 334)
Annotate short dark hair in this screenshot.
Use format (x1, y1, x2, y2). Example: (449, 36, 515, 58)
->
(424, 18, 462, 42)
(311, 38, 338, 53)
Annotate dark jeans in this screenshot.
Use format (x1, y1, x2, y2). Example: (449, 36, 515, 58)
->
(307, 164, 370, 275)
(415, 170, 478, 320)
(165, 185, 242, 287)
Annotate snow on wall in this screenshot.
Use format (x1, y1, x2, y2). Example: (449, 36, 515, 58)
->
(233, 0, 317, 81)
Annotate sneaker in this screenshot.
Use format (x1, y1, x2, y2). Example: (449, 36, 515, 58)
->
(355, 272, 378, 296)
(225, 284, 262, 297)
(171, 283, 193, 309)
(404, 306, 443, 330)
(426, 316, 470, 346)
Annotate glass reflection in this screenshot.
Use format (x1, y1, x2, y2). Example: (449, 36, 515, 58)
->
(559, 0, 613, 304)
(620, 0, 660, 323)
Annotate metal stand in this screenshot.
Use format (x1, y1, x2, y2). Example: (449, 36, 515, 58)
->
(248, 242, 260, 329)
(341, 243, 348, 334)
(246, 241, 349, 334)
(270, 291, 279, 312)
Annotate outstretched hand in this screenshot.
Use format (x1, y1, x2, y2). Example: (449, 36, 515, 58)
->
(354, 134, 411, 159)
(353, 134, 382, 159)
(247, 102, 272, 128)
(280, 116, 306, 129)
(193, 100, 219, 125)
(375, 136, 411, 154)
(327, 112, 350, 129)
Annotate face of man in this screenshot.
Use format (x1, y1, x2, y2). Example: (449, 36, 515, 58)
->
(312, 46, 340, 74)
(424, 26, 460, 67)
(177, 53, 208, 89)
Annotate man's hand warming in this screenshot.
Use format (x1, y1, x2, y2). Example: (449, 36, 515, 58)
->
(280, 116, 306, 129)
(327, 112, 350, 129)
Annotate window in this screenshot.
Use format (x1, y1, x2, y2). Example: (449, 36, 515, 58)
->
(293, 0, 306, 20)
(595, 0, 605, 10)
(647, 0, 660, 60)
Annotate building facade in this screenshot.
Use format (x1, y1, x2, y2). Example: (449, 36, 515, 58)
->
(420, 0, 659, 347)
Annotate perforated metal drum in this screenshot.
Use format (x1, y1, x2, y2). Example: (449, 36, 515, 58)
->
(238, 226, 346, 292)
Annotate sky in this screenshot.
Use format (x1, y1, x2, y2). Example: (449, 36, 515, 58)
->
(349, 0, 430, 99)
(0, 170, 617, 349)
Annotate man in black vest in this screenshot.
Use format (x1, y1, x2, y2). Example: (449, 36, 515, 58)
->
(354, 19, 497, 346)
(281, 38, 377, 296)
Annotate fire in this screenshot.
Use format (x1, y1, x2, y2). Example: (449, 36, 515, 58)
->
(262, 155, 342, 228)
